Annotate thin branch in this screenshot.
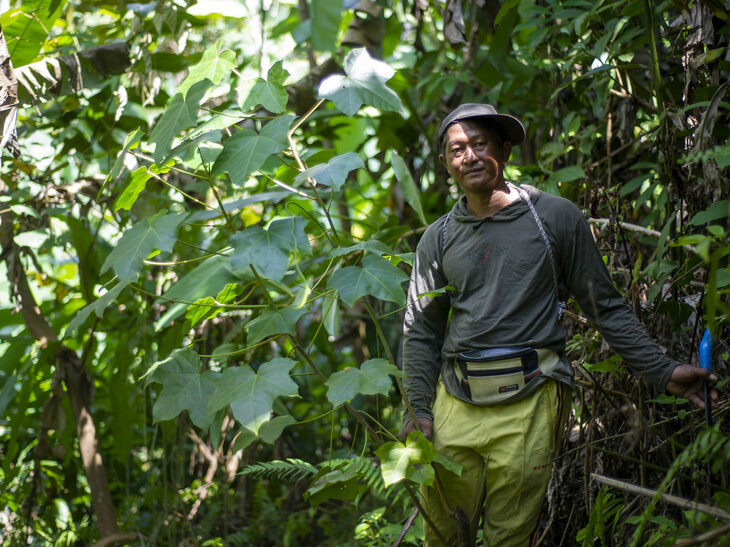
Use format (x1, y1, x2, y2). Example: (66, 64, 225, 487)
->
(591, 473, 730, 520)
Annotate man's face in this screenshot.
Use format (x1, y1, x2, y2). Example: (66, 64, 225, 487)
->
(439, 120, 512, 195)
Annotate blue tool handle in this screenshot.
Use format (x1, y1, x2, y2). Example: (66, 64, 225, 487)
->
(699, 328, 715, 372)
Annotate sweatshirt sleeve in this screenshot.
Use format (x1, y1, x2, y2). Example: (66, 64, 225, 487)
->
(559, 214, 681, 390)
(401, 226, 451, 424)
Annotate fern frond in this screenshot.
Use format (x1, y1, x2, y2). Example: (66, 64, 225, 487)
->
(240, 458, 318, 483)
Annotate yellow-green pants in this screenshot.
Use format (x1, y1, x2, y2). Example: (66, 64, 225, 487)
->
(422, 380, 570, 547)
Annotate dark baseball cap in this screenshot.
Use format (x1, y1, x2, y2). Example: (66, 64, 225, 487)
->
(438, 103, 525, 146)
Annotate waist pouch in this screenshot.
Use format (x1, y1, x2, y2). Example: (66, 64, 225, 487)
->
(455, 347, 556, 405)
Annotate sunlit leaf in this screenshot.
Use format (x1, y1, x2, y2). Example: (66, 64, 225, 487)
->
(1, 0, 68, 67)
(375, 431, 438, 487)
(317, 48, 402, 116)
(294, 152, 363, 189)
(327, 255, 408, 307)
(208, 358, 299, 434)
(241, 60, 289, 113)
(101, 210, 184, 282)
(156, 256, 240, 330)
(176, 42, 236, 97)
(114, 166, 151, 212)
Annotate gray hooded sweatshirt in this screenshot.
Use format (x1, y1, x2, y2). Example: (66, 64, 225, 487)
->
(402, 184, 680, 422)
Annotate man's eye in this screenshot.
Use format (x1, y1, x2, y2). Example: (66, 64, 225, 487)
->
(473, 142, 486, 150)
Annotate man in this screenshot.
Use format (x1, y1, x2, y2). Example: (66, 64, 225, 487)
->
(401, 103, 718, 546)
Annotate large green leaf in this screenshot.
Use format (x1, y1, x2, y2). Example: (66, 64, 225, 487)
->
(241, 60, 289, 113)
(317, 48, 402, 117)
(375, 431, 438, 487)
(327, 255, 408, 307)
(228, 216, 311, 282)
(176, 42, 236, 98)
(294, 152, 363, 190)
(325, 358, 402, 407)
(143, 349, 218, 430)
(311, 0, 343, 52)
(101, 210, 184, 282)
(391, 152, 427, 226)
(212, 114, 294, 181)
(149, 80, 212, 163)
(246, 305, 308, 345)
(208, 358, 299, 434)
(1, 0, 68, 67)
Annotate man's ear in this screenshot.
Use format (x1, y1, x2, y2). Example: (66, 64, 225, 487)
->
(439, 154, 447, 168)
(501, 141, 513, 163)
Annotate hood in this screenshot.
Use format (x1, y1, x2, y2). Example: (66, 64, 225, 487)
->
(450, 183, 542, 224)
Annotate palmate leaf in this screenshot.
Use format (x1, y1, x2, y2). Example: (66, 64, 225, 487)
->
(325, 358, 403, 407)
(177, 41, 236, 98)
(375, 431, 439, 487)
(241, 60, 289, 113)
(317, 48, 402, 117)
(147, 42, 235, 163)
(212, 114, 294, 182)
(228, 216, 311, 282)
(208, 358, 299, 434)
(1, 0, 68, 67)
(143, 349, 218, 430)
(327, 254, 408, 307)
(101, 210, 184, 282)
(294, 152, 363, 190)
(246, 305, 307, 345)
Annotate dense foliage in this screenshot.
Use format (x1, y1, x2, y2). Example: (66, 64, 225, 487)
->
(1, 0, 728, 545)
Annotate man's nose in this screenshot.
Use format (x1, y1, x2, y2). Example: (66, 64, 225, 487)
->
(463, 145, 478, 162)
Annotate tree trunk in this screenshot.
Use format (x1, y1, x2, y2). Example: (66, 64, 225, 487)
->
(0, 209, 120, 538)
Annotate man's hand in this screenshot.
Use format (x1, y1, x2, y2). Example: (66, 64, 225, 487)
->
(666, 364, 719, 409)
(402, 417, 434, 441)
